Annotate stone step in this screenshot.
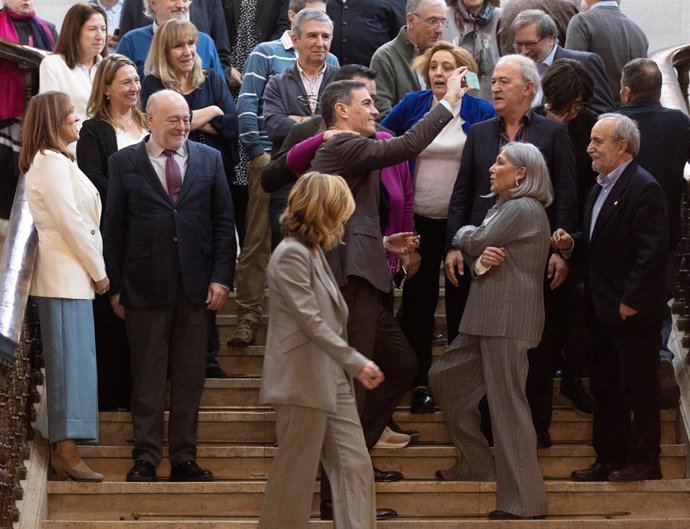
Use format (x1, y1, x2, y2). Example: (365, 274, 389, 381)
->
(168, 377, 674, 430)
(219, 287, 447, 317)
(79, 444, 687, 482)
(46, 479, 690, 521)
(41, 518, 690, 529)
(97, 408, 679, 446)
(217, 315, 447, 345)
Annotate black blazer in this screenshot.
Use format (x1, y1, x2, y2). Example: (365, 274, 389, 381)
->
(553, 46, 617, 114)
(575, 161, 668, 325)
(446, 112, 578, 249)
(104, 139, 236, 307)
(619, 100, 690, 250)
(76, 118, 119, 204)
(223, 0, 289, 47)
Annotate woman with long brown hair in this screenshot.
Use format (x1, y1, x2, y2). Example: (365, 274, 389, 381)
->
(21, 91, 108, 481)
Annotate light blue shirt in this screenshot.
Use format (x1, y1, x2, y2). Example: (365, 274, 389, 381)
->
(590, 159, 632, 238)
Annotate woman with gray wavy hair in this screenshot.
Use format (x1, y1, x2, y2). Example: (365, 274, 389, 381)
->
(429, 141, 552, 520)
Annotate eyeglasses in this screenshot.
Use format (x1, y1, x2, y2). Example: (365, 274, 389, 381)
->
(513, 36, 546, 51)
(411, 12, 449, 29)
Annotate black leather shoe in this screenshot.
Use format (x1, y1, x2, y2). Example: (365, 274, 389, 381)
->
(320, 500, 398, 520)
(608, 464, 662, 482)
(205, 366, 229, 378)
(169, 460, 214, 482)
(560, 379, 593, 414)
(373, 466, 403, 482)
(410, 386, 435, 414)
(571, 462, 619, 482)
(126, 460, 156, 482)
(489, 510, 546, 520)
(536, 430, 552, 448)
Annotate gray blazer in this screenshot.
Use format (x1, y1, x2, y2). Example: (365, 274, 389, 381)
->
(455, 197, 550, 345)
(260, 237, 369, 413)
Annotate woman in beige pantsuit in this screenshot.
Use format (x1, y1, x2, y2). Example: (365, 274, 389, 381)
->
(258, 172, 384, 529)
(429, 142, 553, 520)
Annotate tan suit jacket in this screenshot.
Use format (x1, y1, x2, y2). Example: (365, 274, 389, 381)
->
(26, 150, 105, 299)
(260, 237, 369, 414)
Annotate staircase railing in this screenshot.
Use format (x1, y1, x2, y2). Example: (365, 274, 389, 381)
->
(0, 39, 45, 529)
(651, 44, 690, 455)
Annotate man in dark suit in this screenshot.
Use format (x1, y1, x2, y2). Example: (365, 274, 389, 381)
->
(445, 54, 578, 447)
(555, 113, 668, 482)
(510, 9, 616, 114)
(104, 90, 236, 482)
(618, 58, 690, 408)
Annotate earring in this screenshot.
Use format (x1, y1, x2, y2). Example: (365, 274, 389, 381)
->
(515, 178, 521, 187)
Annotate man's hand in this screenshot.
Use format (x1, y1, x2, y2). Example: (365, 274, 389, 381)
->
(206, 283, 229, 311)
(619, 303, 638, 320)
(107, 33, 120, 50)
(480, 246, 505, 268)
(110, 293, 125, 319)
(288, 114, 307, 123)
(547, 252, 569, 290)
(384, 232, 420, 256)
(229, 66, 242, 87)
(400, 251, 421, 278)
(551, 228, 574, 252)
(444, 249, 464, 287)
(355, 361, 384, 390)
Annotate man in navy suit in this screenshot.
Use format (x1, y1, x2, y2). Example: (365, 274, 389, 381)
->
(555, 113, 668, 482)
(618, 58, 690, 407)
(445, 54, 578, 447)
(104, 90, 236, 483)
(510, 9, 616, 114)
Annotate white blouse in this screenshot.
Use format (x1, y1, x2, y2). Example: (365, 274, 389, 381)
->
(115, 127, 147, 150)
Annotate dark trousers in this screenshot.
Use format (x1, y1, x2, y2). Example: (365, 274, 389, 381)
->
(590, 315, 662, 467)
(93, 293, 131, 410)
(125, 289, 209, 467)
(398, 215, 468, 386)
(321, 276, 417, 503)
(525, 278, 565, 434)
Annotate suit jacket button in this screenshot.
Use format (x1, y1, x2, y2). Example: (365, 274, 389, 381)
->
(173, 236, 178, 242)
(90, 229, 95, 235)
(173, 209, 177, 215)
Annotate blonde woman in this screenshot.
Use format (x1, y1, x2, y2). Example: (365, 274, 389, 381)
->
(140, 18, 238, 182)
(258, 172, 383, 529)
(20, 92, 108, 481)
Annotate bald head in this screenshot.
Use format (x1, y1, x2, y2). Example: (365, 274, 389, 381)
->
(147, 89, 190, 151)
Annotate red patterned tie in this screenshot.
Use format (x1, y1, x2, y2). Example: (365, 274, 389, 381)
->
(163, 149, 182, 203)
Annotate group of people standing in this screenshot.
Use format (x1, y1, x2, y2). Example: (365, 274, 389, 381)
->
(2, 0, 688, 527)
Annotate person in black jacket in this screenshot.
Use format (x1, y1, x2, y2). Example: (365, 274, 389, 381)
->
(77, 54, 148, 411)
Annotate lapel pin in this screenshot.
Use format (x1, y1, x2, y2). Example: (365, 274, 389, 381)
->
(614, 200, 619, 206)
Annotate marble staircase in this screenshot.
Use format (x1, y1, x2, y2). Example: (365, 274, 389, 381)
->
(42, 290, 690, 528)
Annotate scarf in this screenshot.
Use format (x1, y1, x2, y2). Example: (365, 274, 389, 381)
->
(453, 2, 495, 83)
(0, 8, 56, 119)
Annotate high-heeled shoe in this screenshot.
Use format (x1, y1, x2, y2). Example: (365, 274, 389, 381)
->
(51, 451, 103, 482)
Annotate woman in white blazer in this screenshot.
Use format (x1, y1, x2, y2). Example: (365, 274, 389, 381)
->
(258, 172, 384, 529)
(19, 91, 109, 482)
